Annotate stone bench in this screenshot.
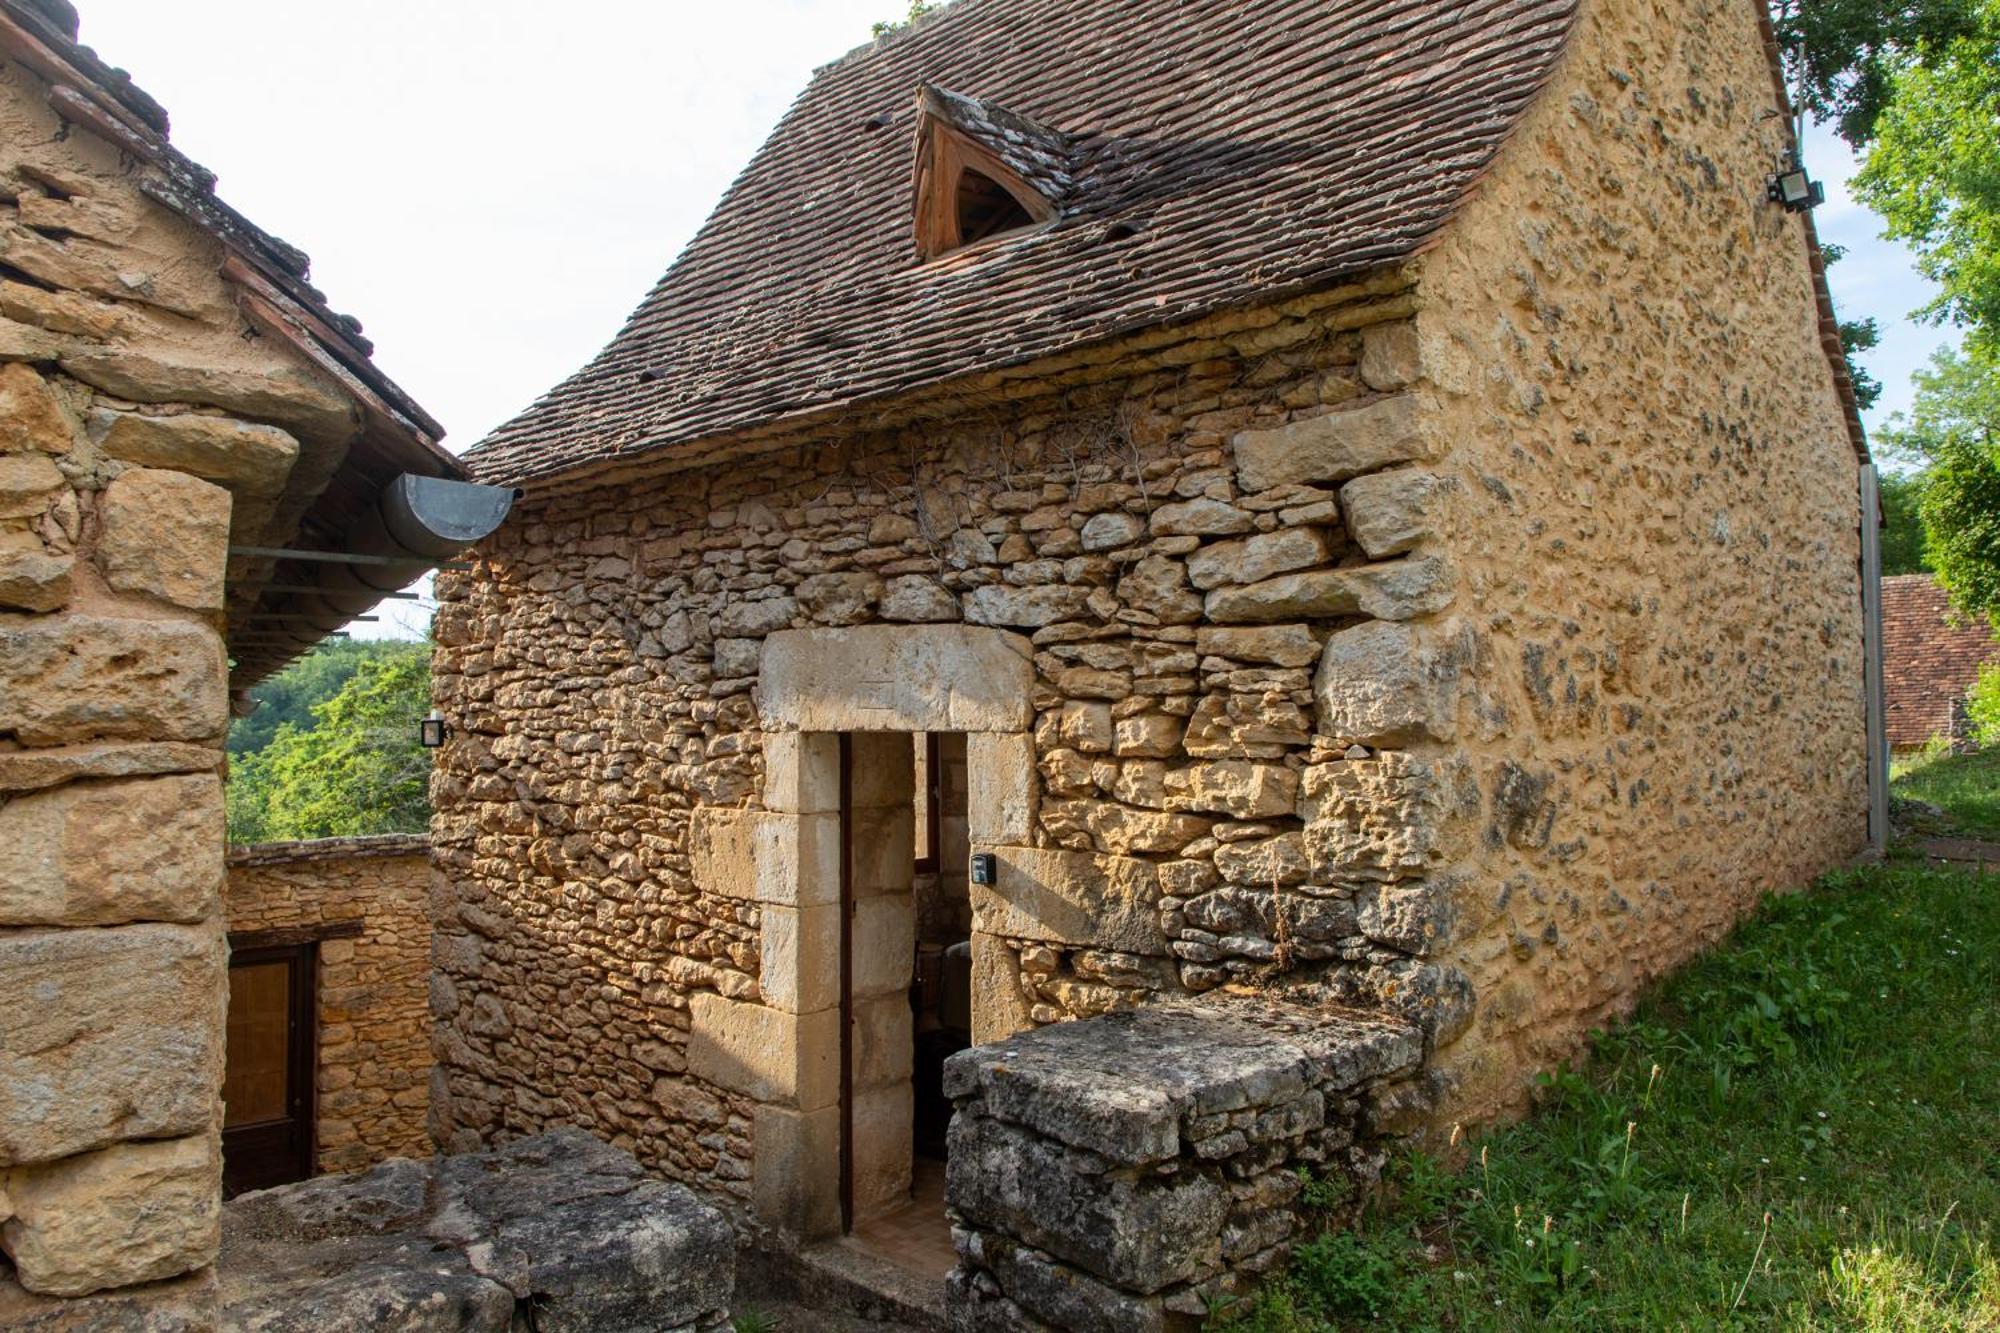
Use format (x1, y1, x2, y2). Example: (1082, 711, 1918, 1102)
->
(942, 994, 1421, 1332)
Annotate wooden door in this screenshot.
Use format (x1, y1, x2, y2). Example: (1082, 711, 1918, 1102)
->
(222, 943, 316, 1195)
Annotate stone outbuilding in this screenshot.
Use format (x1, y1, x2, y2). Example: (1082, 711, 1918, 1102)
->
(1881, 572, 1997, 752)
(0, 2, 509, 1325)
(434, 0, 1880, 1306)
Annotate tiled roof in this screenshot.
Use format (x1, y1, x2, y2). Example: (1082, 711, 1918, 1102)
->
(1882, 574, 1998, 750)
(467, 0, 1577, 485)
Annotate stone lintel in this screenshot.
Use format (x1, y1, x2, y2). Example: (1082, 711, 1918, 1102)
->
(757, 625, 1033, 733)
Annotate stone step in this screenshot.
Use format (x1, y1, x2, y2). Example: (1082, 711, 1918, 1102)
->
(737, 1236, 948, 1333)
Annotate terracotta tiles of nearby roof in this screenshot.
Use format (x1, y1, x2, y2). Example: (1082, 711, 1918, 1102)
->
(1881, 574, 1999, 750)
(467, 0, 1577, 486)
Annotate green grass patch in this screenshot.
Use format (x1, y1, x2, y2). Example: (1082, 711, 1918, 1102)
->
(1210, 790, 2000, 1329)
(1894, 745, 2000, 839)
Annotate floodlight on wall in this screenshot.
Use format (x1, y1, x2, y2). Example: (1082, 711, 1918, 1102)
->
(1767, 154, 1824, 213)
(419, 711, 450, 749)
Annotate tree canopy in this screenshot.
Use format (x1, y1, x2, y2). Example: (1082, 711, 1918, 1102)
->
(226, 641, 434, 844)
(1878, 348, 2000, 617)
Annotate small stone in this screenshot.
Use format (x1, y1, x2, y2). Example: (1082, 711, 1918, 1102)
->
(1185, 527, 1335, 590)
(1116, 555, 1201, 625)
(0, 529, 71, 612)
(879, 574, 959, 622)
(1183, 692, 1311, 757)
(1340, 467, 1446, 559)
(0, 364, 74, 453)
(1194, 624, 1319, 667)
(1149, 497, 1255, 537)
(1078, 511, 1145, 550)
(868, 513, 919, 544)
(1114, 713, 1182, 758)
(795, 571, 882, 626)
(1359, 322, 1423, 391)
(96, 468, 231, 610)
(1165, 761, 1300, 819)
(716, 596, 797, 636)
(1059, 701, 1114, 754)
(1203, 556, 1453, 623)
(1314, 619, 1454, 745)
(0, 454, 62, 518)
(1212, 832, 1310, 886)
(964, 583, 1090, 628)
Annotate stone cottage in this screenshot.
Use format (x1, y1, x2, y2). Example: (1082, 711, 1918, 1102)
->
(435, 0, 1878, 1316)
(0, 1, 513, 1325)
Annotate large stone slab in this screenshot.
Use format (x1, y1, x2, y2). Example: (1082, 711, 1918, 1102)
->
(758, 625, 1033, 732)
(2, 1134, 221, 1298)
(0, 1267, 217, 1332)
(97, 468, 231, 611)
(221, 1130, 734, 1333)
(970, 845, 1164, 954)
(0, 774, 222, 926)
(58, 349, 358, 446)
(91, 409, 299, 495)
(0, 741, 221, 795)
(0, 922, 225, 1165)
(0, 614, 226, 745)
(1232, 395, 1430, 493)
(1203, 555, 1454, 624)
(686, 991, 838, 1110)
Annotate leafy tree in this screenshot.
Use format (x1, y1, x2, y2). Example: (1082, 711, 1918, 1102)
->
(227, 639, 420, 756)
(227, 642, 434, 843)
(872, 0, 944, 37)
(1878, 468, 1932, 574)
(1850, 4, 2000, 359)
(1771, 0, 1988, 146)
(1878, 347, 2000, 619)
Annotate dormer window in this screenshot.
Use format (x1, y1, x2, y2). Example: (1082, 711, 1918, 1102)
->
(912, 85, 1075, 260)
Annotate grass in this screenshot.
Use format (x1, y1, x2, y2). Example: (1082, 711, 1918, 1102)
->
(1893, 744, 2000, 839)
(1210, 765, 2000, 1331)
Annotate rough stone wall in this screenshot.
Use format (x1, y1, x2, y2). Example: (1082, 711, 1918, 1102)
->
(1376, 0, 1870, 1124)
(0, 48, 364, 1327)
(429, 277, 1468, 1210)
(225, 837, 434, 1173)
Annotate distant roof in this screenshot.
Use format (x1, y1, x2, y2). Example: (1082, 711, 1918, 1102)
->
(1882, 574, 1998, 750)
(468, 0, 1577, 485)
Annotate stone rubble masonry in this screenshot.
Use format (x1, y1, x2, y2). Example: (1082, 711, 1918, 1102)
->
(225, 835, 435, 1174)
(0, 40, 372, 1322)
(943, 994, 1422, 1329)
(218, 1129, 735, 1333)
(426, 0, 1865, 1276)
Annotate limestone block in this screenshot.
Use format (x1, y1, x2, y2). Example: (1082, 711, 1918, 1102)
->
(878, 574, 959, 622)
(687, 992, 838, 1110)
(97, 469, 231, 610)
(91, 410, 298, 496)
(758, 904, 839, 1014)
(1114, 713, 1183, 758)
(796, 571, 883, 626)
(2, 1134, 221, 1297)
(1042, 799, 1211, 855)
(0, 773, 222, 926)
(1148, 497, 1255, 537)
(1314, 619, 1455, 746)
(1203, 555, 1454, 623)
(1163, 761, 1299, 819)
(759, 625, 1033, 732)
(0, 614, 226, 745)
(751, 1104, 840, 1241)
(851, 1083, 913, 1219)
(970, 845, 1164, 954)
(970, 934, 1036, 1044)
(0, 529, 71, 612)
(963, 582, 1090, 628)
(851, 893, 915, 996)
(1115, 554, 1202, 624)
(1359, 321, 1423, 391)
(1212, 832, 1310, 886)
(1077, 512, 1143, 552)
(0, 922, 225, 1165)
(57, 349, 358, 446)
(1185, 528, 1335, 590)
(1183, 692, 1311, 758)
(1340, 466, 1447, 559)
(1059, 700, 1114, 753)
(851, 993, 913, 1090)
(712, 637, 760, 677)
(762, 731, 839, 814)
(717, 595, 797, 636)
(0, 364, 74, 454)
(687, 807, 839, 907)
(1195, 624, 1320, 667)
(0, 316, 75, 364)
(1232, 395, 1429, 493)
(0, 741, 220, 795)
(967, 731, 1036, 844)
(0, 454, 62, 518)
(1299, 753, 1446, 883)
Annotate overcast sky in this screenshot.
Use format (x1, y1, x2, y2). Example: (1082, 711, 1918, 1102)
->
(68, 2, 1958, 638)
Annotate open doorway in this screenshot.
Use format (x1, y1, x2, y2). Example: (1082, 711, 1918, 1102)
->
(840, 731, 967, 1278)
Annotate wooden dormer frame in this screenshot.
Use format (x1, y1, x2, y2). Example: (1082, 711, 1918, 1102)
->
(913, 94, 1059, 260)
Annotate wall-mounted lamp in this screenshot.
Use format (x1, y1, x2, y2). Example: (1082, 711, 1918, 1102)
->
(1767, 154, 1824, 213)
(419, 710, 450, 749)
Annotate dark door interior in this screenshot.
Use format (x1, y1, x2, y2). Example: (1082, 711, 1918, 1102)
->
(222, 943, 316, 1196)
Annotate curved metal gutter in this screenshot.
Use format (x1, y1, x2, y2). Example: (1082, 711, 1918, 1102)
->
(236, 473, 517, 664)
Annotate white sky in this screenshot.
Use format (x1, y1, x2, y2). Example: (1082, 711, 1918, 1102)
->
(66, 2, 1958, 640)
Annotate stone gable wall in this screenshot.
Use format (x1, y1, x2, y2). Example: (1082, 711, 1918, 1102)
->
(428, 277, 1472, 1213)
(0, 44, 366, 1328)
(1389, 0, 1870, 1123)
(225, 837, 434, 1174)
